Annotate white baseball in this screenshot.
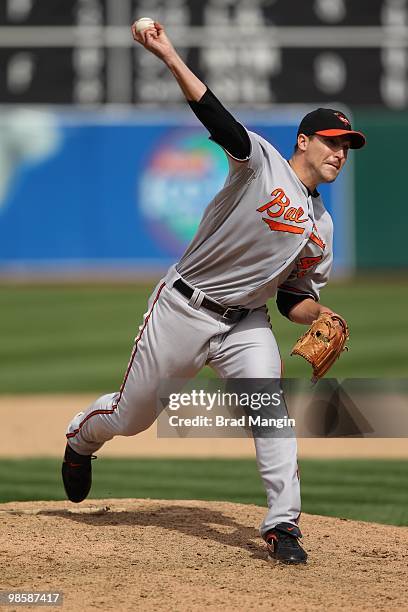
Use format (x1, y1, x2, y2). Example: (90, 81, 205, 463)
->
(135, 17, 155, 33)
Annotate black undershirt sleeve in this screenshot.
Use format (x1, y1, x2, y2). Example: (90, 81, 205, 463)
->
(276, 290, 314, 319)
(188, 88, 251, 160)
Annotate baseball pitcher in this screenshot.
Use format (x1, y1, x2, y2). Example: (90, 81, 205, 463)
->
(62, 20, 366, 565)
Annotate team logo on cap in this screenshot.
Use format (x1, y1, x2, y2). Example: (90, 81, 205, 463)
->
(334, 113, 350, 127)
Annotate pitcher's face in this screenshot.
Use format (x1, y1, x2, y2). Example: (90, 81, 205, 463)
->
(301, 134, 351, 183)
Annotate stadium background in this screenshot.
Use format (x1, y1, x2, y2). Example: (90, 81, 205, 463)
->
(0, 0, 407, 528)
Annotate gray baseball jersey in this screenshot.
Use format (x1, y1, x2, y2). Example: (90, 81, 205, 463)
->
(177, 130, 333, 308)
(65, 128, 334, 538)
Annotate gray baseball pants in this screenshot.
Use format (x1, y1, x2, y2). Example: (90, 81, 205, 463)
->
(66, 266, 301, 536)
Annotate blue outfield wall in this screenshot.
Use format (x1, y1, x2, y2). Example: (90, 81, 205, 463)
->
(0, 108, 353, 277)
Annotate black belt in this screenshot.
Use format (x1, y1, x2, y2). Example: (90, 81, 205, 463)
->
(173, 278, 249, 323)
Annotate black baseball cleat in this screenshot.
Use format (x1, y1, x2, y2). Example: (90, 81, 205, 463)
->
(61, 443, 96, 503)
(265, 523, 308, 565)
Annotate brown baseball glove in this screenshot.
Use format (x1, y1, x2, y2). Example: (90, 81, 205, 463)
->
(290, 312, 349, 382)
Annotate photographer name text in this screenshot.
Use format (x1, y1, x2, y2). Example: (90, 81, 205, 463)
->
(168, 415, 295, 428)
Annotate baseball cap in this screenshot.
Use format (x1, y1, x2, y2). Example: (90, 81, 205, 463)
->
(297, 108, 366, 149)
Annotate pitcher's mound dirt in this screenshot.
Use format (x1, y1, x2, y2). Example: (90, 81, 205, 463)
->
(1, 499, 407, 612)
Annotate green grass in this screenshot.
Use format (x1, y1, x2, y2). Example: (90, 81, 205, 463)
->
(0, 458, 407, 526)
(0, 277, 407, 393)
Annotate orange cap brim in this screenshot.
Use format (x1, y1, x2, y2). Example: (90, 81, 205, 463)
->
(315, 129, 366, 149)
